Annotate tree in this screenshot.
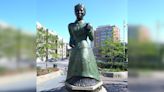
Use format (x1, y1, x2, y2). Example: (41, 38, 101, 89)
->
(36, 27, 59, 68)
(100, 38, 125, 68)
(0, 26, 35, 69)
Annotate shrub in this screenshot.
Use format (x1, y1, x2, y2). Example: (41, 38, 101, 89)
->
(97, 61, 127, 71)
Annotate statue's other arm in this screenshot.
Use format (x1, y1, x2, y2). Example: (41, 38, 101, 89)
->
(86, 23, 94, 41)
(68, 23, 75, 48)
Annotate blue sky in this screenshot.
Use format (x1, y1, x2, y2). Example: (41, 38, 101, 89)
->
(128, 0, 164, 42)
(0, 0, 163, 43)
(0, 0, 36, 32)
(37, 0, 128, 43)
(0, 0, 128, 43)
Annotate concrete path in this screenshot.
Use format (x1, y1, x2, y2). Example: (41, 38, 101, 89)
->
(37, 59, 128, 92)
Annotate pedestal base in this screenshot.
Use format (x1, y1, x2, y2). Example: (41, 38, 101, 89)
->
(99, 86, 107, 92)
(65, 81, 107, 92)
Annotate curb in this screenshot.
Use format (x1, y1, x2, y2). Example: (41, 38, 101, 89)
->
(102, 71, 128, 78)
(37, 70, 63, 85)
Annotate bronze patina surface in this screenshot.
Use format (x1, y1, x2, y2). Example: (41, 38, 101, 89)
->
(66, 4, 100, 82)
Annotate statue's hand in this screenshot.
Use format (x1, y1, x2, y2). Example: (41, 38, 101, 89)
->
(70, 44, 75, 48)
(85, 23, 93, 31)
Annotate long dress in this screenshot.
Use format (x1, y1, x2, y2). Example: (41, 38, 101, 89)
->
(66, 20, 100, 82)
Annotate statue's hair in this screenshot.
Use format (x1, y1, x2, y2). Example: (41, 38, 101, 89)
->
(74, 3, 86, 15)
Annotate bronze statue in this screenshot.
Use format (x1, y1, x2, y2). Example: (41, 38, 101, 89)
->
(66, 4, 100, 88)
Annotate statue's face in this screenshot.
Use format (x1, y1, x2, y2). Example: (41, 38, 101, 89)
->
(75, 6, 85, 20)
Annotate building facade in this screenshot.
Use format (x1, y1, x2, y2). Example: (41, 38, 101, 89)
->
(57, 37, 67, 59)
(128, 25, 150, 42)
(93, 25, 120, 58)
(94, 25, 120, 48)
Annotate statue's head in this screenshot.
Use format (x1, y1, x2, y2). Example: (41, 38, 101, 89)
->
(74, 3, 86, 20)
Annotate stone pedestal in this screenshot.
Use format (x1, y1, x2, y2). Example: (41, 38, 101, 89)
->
(65, 81, 107, 92)
(99, 86, 107, 92)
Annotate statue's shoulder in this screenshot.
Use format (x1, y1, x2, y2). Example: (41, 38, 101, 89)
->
(86, 22, 92, 27)
(68, 23, 75, 28)
(85, 22, 93, 31)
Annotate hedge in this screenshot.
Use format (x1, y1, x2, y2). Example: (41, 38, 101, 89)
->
(97, 61, 127, 71)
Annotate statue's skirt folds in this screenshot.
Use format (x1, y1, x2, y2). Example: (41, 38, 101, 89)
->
(66, 41, 100, 81)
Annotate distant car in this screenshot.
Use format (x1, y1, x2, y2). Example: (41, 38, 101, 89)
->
(48, 58, 57, 62)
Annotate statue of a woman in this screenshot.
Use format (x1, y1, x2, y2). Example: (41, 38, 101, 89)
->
(66, 4, 100, 87)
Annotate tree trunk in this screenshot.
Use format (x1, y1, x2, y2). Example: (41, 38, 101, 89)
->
(45, 29, 48, 69)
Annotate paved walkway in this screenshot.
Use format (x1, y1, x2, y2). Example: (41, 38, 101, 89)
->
(38, 75, 128, 92)
(37, 59, 128, 92)
(102, 76, 128, 92)
(0, 71, 36, 92)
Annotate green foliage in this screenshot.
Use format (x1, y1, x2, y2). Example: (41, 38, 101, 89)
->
(101, 68, 123, 72)
(52, 53, 59, 58)
(128, 41, 164, 70)
(36, 28, 61, 61)
(97, 61, 127, 71)
(100, 38, 127, 65)
(0, 27, 35, 59)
